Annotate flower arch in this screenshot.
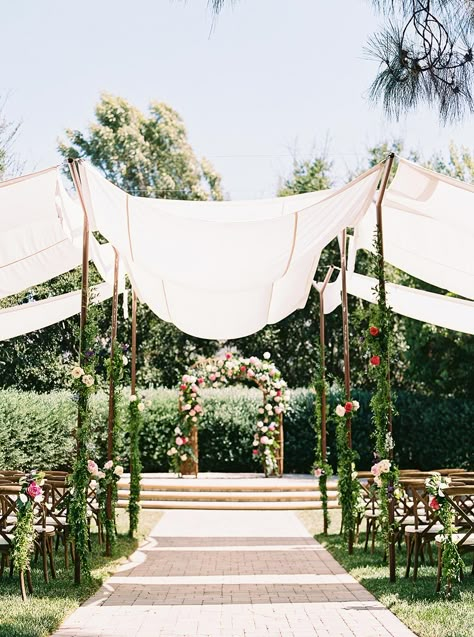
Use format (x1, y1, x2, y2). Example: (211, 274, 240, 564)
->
(167, 352, 288, 477)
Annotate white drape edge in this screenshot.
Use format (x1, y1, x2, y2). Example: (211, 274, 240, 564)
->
(313, 269, 474, 335)
(0, 165, 125, 299)
(0, 282, 114, 341)
(76, 161, 383, 339)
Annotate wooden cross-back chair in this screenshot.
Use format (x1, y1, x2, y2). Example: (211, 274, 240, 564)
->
(44, 478, 73, 567)
(436, 485, 474, 593)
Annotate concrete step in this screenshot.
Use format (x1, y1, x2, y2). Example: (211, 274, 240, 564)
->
(117, 499, 341, 511)
(117, 489, 339, 503)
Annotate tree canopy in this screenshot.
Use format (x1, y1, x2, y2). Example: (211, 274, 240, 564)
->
(209, 1, 474, 122)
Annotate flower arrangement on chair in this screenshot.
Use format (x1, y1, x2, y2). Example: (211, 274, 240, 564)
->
(13, 470, 45, 599)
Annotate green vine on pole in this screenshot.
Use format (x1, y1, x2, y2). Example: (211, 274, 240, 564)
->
(104, 339, 125, 551)
(334, 401, 361, 540)
(68, 303, 99, 581)
(312, 375, 332, 534)
(368, 228, 400, 557)
(128, 395, 144, 537)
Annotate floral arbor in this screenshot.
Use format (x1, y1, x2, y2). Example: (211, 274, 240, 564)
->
(167, 353, 288, 477)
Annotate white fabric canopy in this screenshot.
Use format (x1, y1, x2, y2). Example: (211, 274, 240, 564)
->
(354, 158, 474, 300)
(0, 167, 122, 297)
(0, 283, 114, 341)
(79, 161, 383, 339)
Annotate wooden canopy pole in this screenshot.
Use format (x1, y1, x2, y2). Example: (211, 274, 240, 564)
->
(105, 249, 120, 557)
(316, 266, 334, 535)
(68, 158, 90, 585)
(375, 153, 396, 582)
(340, 228, 355, 554)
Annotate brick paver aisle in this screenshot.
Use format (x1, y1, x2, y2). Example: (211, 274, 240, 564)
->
(53, 510, 416, 637)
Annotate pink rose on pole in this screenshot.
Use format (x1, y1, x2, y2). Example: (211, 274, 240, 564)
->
(314, 468, 323, 478)
(27, 482, 43, 499)
(194, 405, 202, 413)
(209, 373, 217, 382)
(260, 436, 270, 445)
(189, 410, 196, 417)
(176, 436, 184, 446)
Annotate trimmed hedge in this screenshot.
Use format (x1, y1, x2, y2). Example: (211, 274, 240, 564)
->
(0, 387, 472, 473)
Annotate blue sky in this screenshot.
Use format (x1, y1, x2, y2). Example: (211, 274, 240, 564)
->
(2, 0, 473, 198)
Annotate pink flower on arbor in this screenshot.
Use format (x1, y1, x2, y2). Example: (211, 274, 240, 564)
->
(175, 437, 184, 446)
(260, 436, 270, 445)
(314, 468, 323, 478)
(194, 405, 203, 413)
(87, 460, 99, 475)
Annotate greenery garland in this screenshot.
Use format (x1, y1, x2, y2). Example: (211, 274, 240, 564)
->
(104, 339, 125, 550)
(426, 473, 465, 593)
(368, 228, 401, 555)
(312, 375, 332, 533)
(68, 304, 100, 581)
(13, 471, 45, 574)
(334, 401, 361, 540)
(87, 459, 124, 551)
(128, 394, 145, 537)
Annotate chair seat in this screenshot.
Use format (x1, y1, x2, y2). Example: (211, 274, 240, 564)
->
(34, 525, 56, 535)
(364, 511, 380, 518)
(436, 533, 474, 546)
(405, 524, 444, 534)
(396, 516, 428, 526)
(45, 516, 68, 527)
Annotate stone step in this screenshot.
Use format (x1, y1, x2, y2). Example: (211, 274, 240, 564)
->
(117, 489, 339, 503)
(117, 481, 338, 493)
(117, 499, 341, 511)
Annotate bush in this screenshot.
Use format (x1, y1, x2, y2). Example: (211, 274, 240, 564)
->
(0, 387, 472, 473)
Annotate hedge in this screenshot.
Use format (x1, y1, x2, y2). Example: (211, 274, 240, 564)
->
(0, 387, 472, 473)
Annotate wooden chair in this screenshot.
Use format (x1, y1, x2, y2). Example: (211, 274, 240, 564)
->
(436, 486, 474, 593)
(44, 479, 72, 567)
(31, 484, 57, 583)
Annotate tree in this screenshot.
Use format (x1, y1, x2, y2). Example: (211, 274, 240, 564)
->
(368, 1, 474, 122)
(59, 94, 223, 201)
(59, 93, 223, 388)
(209, 1, 474, 122)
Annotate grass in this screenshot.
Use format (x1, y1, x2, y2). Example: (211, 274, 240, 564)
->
(298, 509, 474, 637)
(0, 509, 163, 637)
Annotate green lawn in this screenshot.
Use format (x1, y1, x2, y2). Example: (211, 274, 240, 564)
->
(299, 510, 474, 637)
(0, 509, 163, 637)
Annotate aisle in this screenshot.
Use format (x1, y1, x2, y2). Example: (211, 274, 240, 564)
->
(52, 510, 415, 637)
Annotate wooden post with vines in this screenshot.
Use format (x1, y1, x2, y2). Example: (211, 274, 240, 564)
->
(374, 153, 396, 582)
(68, 158, 90, 585)
(105, 249, 120, 557)
(128, 290, 143, 537)
(340, 229, 354, 554)
(314, 266, 334, 535)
